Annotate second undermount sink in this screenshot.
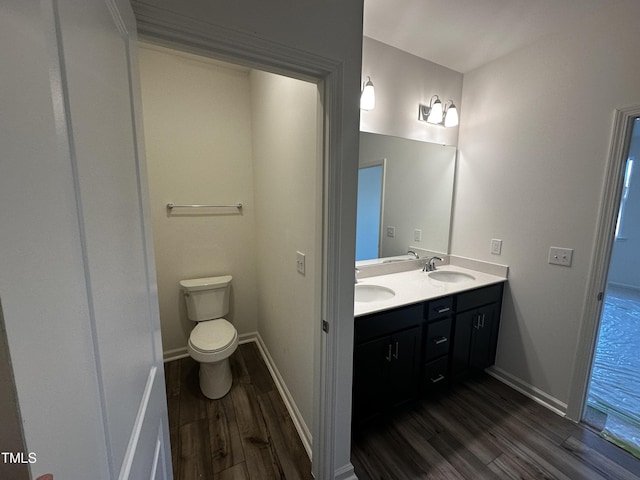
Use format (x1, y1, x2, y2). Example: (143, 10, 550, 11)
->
(354, 284, 396, 303)
(428, 270, 476, 283)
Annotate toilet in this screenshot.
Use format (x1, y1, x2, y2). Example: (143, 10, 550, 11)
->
(180, 275, 238, 399)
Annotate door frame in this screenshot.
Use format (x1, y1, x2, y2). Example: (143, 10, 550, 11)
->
(567, 105, 640, 421)
(132, 6, 351, 478)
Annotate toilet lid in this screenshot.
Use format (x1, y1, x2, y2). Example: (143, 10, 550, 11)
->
(190, 319, 237, 353)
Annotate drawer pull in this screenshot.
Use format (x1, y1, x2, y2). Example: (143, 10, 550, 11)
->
(393, 341, 399, 360)
(435, 306, 451, 314)
(433, 336, 448, 345)
(385, 344, 392, 362)
(430, 374, 445, 384)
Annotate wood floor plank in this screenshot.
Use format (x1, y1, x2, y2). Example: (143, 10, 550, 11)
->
(239, 342, 277, 395)
(562, 434, 640, 480)
(567, 427, 640, 477)
(487, 451, 556, 480)
(257, 389, 313, 480)
(428, 430, 499, 480)
(421, 394, 503, 465)
(217, 462, 250, 480)
(231, 382, 282, 478)
(207, 388, 245, 473)
(179, 419, 214, 479)
(178, 357, 209, 426)
(164, 358, 181, 397)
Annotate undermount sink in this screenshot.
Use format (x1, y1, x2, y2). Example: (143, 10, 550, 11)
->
(428, 270, 476, 283)
(354, 284, 396, 303)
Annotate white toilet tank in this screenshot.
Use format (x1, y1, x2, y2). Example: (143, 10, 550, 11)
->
(180, 275, 232, 321)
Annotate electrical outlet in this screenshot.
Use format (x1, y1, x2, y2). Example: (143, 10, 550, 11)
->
(548, 247, 573, 267)
(386, 226, 395, 238)
(490, 238, 502, 255)
(414, 229, 422, 242)
(296, 251, 306, 275)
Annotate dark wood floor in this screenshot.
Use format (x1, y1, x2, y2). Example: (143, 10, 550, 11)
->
(164, 342, 312, 479)
(352, 373, 640, 480)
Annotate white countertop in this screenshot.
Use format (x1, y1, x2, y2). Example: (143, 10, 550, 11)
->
(354, 264, 507, 317)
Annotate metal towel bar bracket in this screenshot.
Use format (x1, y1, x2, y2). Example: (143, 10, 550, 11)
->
(166, 202, 243, 210)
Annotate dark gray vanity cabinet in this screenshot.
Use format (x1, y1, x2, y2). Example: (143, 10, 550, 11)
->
(352, 282, 504, 424)
(451, 283, 504, 382)
(352, 304, 422, 423)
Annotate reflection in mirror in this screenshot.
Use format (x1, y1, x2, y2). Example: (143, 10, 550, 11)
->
(356, 132, 456, 263)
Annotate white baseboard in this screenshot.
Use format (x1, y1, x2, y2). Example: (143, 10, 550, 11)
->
(165, 333, 312, 459)
(334, 463, 357, 480)
(486, 366, 568, 417)
(163, 347, 188, 363)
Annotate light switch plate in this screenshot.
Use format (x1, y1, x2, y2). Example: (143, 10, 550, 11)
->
(296, 251, 306, 275)
(386, 226, 395, 238)
(490, 238, 502, 255)
(414, 229, 422, 242)
(548, 247, 573, 267)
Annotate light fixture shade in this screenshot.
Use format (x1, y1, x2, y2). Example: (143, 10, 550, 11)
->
(427, 97, 443, 124)
(444, 102, 459, 127)
(360, 77, 375, 110)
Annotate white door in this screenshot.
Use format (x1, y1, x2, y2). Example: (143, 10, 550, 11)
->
(0, 0, 171, 478)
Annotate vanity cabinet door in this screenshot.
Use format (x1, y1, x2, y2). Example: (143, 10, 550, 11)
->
(451, 283, 504, 382)
(388, 326, 421, 407)
(469, 303, 500, 370)
(352, 325, 421, 423)
(352, 336, 390, 423)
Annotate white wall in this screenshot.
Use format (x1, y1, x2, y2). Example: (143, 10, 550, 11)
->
(361, 37, 463, 146)
(250, 70, 319, 435)
(139, 45, 259, 354)
(452, 2, 640, 407)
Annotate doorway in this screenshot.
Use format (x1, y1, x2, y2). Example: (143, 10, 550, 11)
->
(582, 117, 640, 457)
(137, 42, 323, 471)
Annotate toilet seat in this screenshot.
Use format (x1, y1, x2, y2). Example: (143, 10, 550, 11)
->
(188, 319, 238, 363)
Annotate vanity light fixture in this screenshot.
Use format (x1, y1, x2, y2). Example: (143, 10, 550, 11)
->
(360, 76, 376, 110)
(418, 96, 459, 127)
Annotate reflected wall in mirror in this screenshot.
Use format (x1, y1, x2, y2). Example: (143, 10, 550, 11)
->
(356, 132, 456, 263)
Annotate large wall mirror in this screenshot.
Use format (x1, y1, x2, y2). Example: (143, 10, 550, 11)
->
(356, 132, 456, 263)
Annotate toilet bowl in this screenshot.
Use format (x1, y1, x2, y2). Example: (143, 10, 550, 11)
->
(180, 275, 238, 399)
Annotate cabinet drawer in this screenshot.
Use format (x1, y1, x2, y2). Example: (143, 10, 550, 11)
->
(426, 296, 453, 321)
(423, 357, 449, 391)
(424, 318, 452, 361)
(456, 283, 503, 312)
(355, 303, 423, 344)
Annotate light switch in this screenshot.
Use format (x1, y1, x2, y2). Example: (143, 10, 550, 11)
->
(386, 226, 396, 238)
(296, 251, 306, 275)
(414, 229, 422, 242)
(548, 247, 573, 267)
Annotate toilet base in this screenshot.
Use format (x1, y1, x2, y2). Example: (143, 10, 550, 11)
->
(199, 357, 233, 399)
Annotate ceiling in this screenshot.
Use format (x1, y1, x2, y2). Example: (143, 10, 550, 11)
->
(364, 0, 612, 73)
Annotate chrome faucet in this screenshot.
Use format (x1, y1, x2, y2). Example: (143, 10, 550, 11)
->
(407, 250, 419, 259)
(423, 256, 443, 272)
